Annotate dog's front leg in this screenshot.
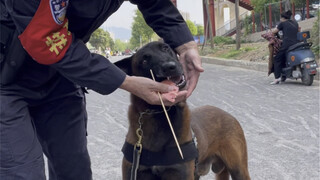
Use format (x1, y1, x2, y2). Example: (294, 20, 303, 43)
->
(122, 158, 132, 180)
(122, 158, 159, 180)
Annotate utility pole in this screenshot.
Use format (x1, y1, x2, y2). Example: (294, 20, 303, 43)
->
(204, 0, 214, 48)
(235, 0, 240, 50)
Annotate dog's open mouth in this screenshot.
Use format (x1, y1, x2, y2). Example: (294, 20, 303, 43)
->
(166, 74, 186, 89)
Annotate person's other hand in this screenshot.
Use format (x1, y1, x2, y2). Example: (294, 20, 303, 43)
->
(120, 76, 188, 106)
(175, 41, 204, 97)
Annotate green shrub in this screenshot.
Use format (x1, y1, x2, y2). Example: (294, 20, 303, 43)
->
(310, 10, 319, 60)
(219, 46, 256, 59)
(220, 49, 241, 58)
(199, 46, 216, 56)
(243, 15, 253, 36)
(242, 47, 255, 52)
(213, 36, 235, 45)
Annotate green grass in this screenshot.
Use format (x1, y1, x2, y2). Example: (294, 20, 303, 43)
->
(220, 49, 241, 58)
(219, 47, 256, 59)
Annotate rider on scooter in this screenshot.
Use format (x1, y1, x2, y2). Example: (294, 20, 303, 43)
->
(271, 10, 299, 84)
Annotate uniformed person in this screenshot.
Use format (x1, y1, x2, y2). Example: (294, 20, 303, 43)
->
(0, 0, 204, 179)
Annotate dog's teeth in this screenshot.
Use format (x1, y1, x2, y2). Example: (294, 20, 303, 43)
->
(167, 76, 171, 80)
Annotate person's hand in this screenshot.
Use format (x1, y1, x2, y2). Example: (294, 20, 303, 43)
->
(175, 41, 204, 97)
(119, 75, 188, 106)
(272, 27, 279, 35)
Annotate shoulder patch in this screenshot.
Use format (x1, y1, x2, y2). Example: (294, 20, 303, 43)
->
(49, 0, 69, 25)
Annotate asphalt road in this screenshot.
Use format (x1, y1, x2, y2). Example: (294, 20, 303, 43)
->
(85, 56, 320, 180)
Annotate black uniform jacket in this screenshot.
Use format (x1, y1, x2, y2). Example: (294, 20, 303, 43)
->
(1, 0, 193, 95)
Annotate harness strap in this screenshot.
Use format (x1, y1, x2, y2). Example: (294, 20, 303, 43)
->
(191, 128, 199, 169)
(130, 147, 141, 180)
(122, 141, 198, 167)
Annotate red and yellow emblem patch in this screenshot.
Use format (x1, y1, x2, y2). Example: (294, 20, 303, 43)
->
(19, 0, 72, 65)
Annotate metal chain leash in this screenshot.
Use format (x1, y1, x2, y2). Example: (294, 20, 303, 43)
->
(130, 107, 172, 180)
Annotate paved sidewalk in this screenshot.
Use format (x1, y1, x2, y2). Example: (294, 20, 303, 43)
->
(201, 56, 320, 81)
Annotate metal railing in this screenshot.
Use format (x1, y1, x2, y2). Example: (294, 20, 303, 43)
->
(216, 11, 248, 36)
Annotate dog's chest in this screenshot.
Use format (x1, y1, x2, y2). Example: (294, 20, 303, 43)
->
(150, 164, 181, 175)
(130, 105, 185, 150)
(142, 113, 182, 150)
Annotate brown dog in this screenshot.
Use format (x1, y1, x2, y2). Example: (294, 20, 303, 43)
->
(115, 41, 250, 180)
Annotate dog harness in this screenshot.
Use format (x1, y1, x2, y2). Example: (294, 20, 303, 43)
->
(122, 106, 199, 179)
(122, 140, 198, 166)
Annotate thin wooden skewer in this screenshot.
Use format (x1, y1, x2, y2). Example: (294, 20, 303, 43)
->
(149, 69, 184, 159)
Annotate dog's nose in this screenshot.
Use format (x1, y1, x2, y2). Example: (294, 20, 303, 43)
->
(162, 61, 177, 74)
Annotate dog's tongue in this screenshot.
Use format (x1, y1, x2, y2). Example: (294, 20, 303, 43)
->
(161, 80, 178, 103)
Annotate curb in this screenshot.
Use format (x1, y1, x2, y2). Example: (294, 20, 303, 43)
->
(201, 56, 319, 81)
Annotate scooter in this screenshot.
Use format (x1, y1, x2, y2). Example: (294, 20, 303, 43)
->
(282, 31, 318, 86)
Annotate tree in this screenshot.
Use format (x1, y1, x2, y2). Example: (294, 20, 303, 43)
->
(196, 25, 204, 36)
(186, 20, 198, 36)
(130, 10, 155, 49)
(114, 39, 127, 52)
(89, 28, 114, 51)
(251, 0, 318, 13)
(293, 0, 318, 7)
(251, 0, 318, 24)
(251, 0, 276, 13)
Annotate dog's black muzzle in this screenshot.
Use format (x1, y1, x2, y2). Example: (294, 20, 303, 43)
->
(153, 60, 186, 89)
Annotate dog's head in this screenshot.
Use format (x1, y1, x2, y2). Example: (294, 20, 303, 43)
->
(114, 41, 186, 89)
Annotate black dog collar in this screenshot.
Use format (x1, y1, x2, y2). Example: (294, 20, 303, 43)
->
(122, 141, 198, 166)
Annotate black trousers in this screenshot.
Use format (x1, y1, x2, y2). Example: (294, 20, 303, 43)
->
(273, 47, 288, 79)
(0, 77, 92, 180)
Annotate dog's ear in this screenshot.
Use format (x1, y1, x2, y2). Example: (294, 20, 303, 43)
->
(114, 56, 133, 75)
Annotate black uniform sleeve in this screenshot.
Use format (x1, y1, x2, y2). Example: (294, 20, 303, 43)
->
(51, 38, 126, 95)
(129, 0, 194, 49)
(4, 0, 126, 95)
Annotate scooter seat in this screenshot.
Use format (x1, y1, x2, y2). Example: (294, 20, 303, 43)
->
(286, 42, 310, 53)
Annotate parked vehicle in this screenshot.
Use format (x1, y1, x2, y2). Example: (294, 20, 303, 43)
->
(282, 31, 318, 86)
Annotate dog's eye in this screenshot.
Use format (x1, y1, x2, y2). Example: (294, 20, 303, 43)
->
(142, 54, 151, 65)
(162, 45, 170, 52)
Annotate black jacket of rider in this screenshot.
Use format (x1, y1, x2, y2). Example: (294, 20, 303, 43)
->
(277, 19, 299, 49)
(0, 0, 194, 95)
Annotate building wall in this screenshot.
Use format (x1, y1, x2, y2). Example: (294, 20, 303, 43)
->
(213, 0, 250, 30)
(180, 11, 191, 22)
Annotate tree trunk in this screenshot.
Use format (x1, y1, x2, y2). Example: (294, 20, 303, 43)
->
(205, 0, 214, 48)
(235, 0, 240, 50)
